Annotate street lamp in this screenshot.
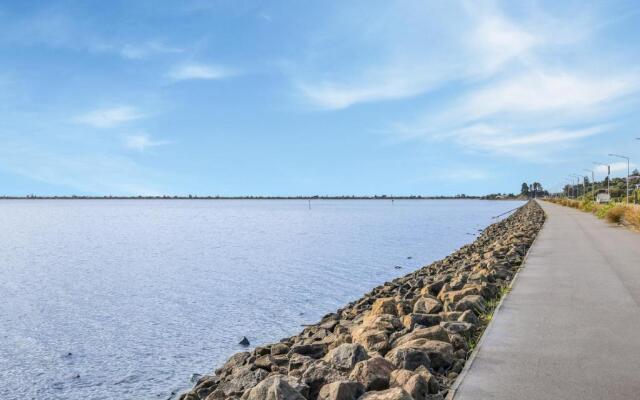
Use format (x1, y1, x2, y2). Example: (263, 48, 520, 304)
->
(570, 174, 585, 199)
(593, 161, 610, 195)
(609, 153, 631, 204)
(564, 180, 573, 198)
(583, 169, 595, 201)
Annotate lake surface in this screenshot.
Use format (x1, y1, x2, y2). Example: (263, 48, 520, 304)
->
(0, 199, 523, 400)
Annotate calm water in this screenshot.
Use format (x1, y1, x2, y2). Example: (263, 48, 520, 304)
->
(0, 199, 523, 400)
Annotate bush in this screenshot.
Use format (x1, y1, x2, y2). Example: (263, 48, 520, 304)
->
(605, 204, 627, 224)
(595, 203, 614, 219)
(579, 199, 595, 212)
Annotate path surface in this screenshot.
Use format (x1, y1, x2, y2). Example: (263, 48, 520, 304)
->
(453, 200, 640, 400)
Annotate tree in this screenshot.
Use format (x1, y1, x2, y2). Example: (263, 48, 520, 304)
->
(521, 182, 530, 197)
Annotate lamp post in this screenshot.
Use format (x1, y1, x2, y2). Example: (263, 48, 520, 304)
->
(594, 161, 610, 195)
(565, 180, 573, 198)
(609, 153, 631, 204)
(570, 174, 585, 199)
(583, 169, 595, 201)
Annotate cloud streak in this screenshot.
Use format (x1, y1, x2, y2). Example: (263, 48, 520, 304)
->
(167, 63, 233, 81)
(73, 106, 143, 128)
(124, 133, 171, 151)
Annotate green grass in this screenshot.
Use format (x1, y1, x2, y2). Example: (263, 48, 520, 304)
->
(464, 285, 512, 356)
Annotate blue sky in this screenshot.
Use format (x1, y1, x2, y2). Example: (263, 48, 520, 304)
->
(1, 0, 639, 196)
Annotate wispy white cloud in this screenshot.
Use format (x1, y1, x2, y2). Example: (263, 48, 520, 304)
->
(467, 12, 538, 75)
(291, 2, 545, 110)
(449, 124, 605, 158)
(297, 68, 437, 110)
(167, 63, 233, 81)
(124, 133, 170, 151)
(460, 70, 639, 120)
(120, 41, 183, 59)
(393, 67, 639, 159)
(73, 106, 143, 128)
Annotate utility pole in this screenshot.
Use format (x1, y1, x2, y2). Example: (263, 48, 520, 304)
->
(609, 153, 631, 204)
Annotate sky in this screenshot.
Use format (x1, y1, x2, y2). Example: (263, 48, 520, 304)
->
(1, 0, 640, 196)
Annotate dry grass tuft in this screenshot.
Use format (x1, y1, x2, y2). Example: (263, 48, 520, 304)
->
(623, 205, 640, 229)
(605, 204, 627, 224)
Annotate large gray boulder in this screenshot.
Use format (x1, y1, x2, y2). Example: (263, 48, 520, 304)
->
(324, 343, 369, 371)
(217, 365, 268, 396)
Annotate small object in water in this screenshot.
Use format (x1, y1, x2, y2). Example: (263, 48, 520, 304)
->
(407, 256, 412, 259)
(73, 373, 80, 379)
(394, 265, 402, 269)
(239, 336, 250, 346)
(65, 352, 73, 357)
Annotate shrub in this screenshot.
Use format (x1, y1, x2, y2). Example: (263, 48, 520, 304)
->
(579, 199, 595, 212)
(605, 204, 627, 224)
(595, 203, 614, 219)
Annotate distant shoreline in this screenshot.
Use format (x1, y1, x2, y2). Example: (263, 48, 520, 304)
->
(0, 195, 524, 200)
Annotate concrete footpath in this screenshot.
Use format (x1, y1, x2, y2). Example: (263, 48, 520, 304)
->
(453, 200, 640, 399)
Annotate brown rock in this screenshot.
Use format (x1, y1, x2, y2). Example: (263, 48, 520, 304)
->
(242, 374, 308, 400)
(453, 295, 486, 314)
(317, 380, 365, 400)
(290, 343, 328, 359)
(370, 297, 397, 316)
(351, 326, 390, 354)
(271, 343, 290, 356)
(301, 360, 346, 399)
(401, 313, 441, 330)
(384, 347, 431, 371)
(439, 286, 481, 303)
(391, 326, 449, 348)
(389, 369, 430, 400)
(413, 297, 443, 314)
(357, 388, 413, 400)
(348, 357, 395, 391)
(394, 339, 454, 370)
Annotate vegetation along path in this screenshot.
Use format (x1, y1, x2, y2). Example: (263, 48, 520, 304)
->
(452, 200, 640, 399)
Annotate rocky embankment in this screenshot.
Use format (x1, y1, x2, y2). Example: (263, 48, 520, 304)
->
(181, 201, 545, 400)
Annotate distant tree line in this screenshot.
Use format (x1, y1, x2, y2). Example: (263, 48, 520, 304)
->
(520, 182, 549, 198)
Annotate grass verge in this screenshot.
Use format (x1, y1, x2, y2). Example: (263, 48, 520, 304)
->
(546, 198, 640, 231)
